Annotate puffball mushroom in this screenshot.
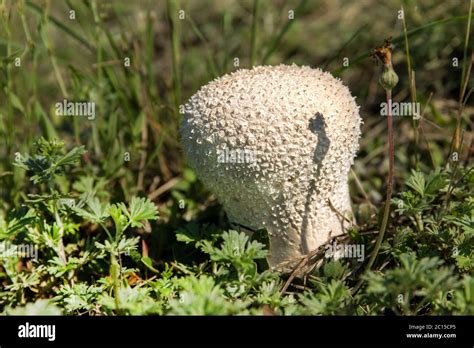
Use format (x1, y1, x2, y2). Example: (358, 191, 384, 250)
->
(180, 64, 361, 267)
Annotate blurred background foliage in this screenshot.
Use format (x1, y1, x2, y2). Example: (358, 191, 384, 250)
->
(0, 0, 472, 315)
(1, 0, 471, 207)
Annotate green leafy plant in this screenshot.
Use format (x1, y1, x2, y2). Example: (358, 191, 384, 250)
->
(0, 1, 473, 317)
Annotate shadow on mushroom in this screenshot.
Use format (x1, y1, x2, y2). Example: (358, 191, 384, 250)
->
(300, 112, 330, 254)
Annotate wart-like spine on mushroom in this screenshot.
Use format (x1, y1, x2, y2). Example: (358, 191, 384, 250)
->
(180, 64, 361, 267)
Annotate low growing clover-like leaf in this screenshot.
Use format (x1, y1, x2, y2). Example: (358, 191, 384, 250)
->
(255, 279, 290, 310)
(73, 197, 110, 223)
(73, 176, 110, 200)
(3, 207, 37, 237)
(404, 169, 447, 198)
(54, 145, 87, 168)
(449, 215, 474, 235)
(364, 253, 459, 314)
(15, 138, 85, 186)
(36, 138, 66, 158)
(55, 283, 104, 314)
(176, 223, 222, 248)
(108, 205, 128, 240)
(406, 170, 427, 196)
(98, 286, 162, 315)
(452, 276, 474, 314)
(202, 230, 267, 264)
(15, 156, 51, 184)
(119, 197, 158, 228)
(298, 279, 352, 315)
(424, 170, 448, 195)
(94, 236, 139, 256)
(176, 222, 200, 244)
(168, 275, 247, 315)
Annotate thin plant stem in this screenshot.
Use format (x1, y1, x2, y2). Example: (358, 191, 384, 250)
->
(352, 89, 394, 295)
(40, 1, 68, 98)
(110, 252, 122, 314)
(2, 3, 13, 151)
(455, 0, 473, 153)
(167, 0, 182, 118)
(250, 0, 260, 67)
(401, 6, 419, 168)
(53, 203, 67, 265)
(262, 0, 307, 64)
(91, 0, 104, 157)
(333, 12, 474, 76)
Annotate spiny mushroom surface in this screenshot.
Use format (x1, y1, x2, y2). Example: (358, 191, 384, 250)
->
(180, 64, 361, 267)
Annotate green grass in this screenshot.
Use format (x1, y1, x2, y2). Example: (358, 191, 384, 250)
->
(0, 0, 472, 315)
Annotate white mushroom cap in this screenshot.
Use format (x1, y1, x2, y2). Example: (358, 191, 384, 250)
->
(180, 64, 361, 267)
